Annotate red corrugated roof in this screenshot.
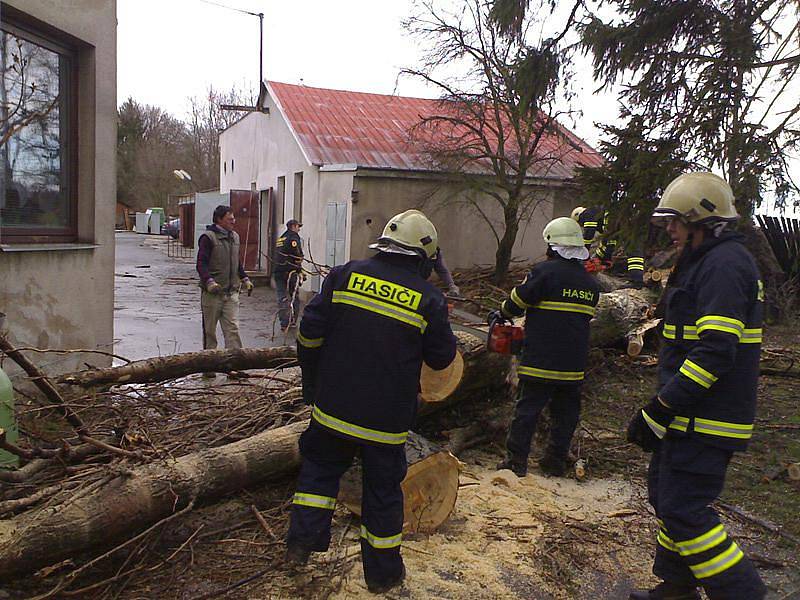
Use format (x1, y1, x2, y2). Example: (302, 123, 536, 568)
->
(268, 81, 604, 178)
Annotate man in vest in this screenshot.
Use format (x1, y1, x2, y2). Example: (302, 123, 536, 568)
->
(493, 217, 600, 477)
(196, 205, 253, 365)
(285, 210, 457, 594)
(626, 173, 766, 600)
(274, 219, 305, 330)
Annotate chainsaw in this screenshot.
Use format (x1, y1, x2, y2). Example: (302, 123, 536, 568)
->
(446, 298, 523, 355)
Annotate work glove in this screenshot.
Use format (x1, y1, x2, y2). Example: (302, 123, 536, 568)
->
(487, 309, 509, 328)
(448, 284, 461, 297)
(242, 277, 254, 295)
(206, 279, 222, 294)
(626, 396, 675, 452)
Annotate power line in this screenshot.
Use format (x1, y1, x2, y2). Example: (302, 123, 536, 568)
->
(194, 0, 261, 18)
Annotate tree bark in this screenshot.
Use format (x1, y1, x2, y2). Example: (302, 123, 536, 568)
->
(0, 421, 307, 580)
(58, 347, 297, 387)
(589, 288, 659, 348)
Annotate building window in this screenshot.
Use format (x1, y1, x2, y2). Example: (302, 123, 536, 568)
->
(293, 171, 303, 222)
(231, 158, 235, 173)
(1, 11, 78, 242)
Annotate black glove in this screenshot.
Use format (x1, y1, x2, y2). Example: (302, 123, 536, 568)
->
(487, 310, 509, 327)
(626, 396, 675, 452)
(300, 365, 317, 406)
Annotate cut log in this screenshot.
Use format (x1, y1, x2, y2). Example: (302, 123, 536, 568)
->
(58, 347, 297, 387)
(419, 330, 511, 415)
(626, 319, 662, 357)
(337, 433, 460, 533)
(788, 462, 800, 482)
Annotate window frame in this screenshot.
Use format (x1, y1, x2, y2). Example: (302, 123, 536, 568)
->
(1, 7, 79, 243)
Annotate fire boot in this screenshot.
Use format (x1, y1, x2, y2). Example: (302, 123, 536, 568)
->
(496, 457, 527, 477)
(629, 582, 701, 600)
(367, 565, 406, 594)
(538, 454, 566, 477)
(284, 543, 312, 568)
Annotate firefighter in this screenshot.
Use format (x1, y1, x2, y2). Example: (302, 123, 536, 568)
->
(626, 173, 766, 600)
(493, 217, 600, 477)
(571, 205, 644, 287)
(285, 210, 457, 593)
(274, 219, 305, 330)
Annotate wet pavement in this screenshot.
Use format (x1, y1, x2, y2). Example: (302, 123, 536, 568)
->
(114, 231, 294, 361)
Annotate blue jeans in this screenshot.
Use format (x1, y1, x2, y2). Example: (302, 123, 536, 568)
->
(274, 271, 301, 328)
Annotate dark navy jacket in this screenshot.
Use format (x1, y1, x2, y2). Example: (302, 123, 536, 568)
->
(274, 229, 304, 275)
(657, 232, 763, 451)
(501, 256, 600, 384)
(297, 254, 457, 445)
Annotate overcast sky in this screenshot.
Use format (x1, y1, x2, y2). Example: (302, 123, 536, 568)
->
(117, 0, 796, 214)
(116, 0, 618, 147)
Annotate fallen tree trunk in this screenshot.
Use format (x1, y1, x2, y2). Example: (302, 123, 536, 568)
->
(0, 333, 498, 578)
(590, 288, 659, 349)
(58, 347, 297, 387)
(0, 420, 307, 580)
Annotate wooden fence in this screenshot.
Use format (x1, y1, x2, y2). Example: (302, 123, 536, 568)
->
(756, 214, 800, 278)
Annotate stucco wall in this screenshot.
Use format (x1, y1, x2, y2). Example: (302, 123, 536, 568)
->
(219, 96, 361, 292)
(0, 0, 117, 375)
(349, 172, 580, 271)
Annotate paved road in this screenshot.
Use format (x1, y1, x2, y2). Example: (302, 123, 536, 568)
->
(114, 231, 292, 361)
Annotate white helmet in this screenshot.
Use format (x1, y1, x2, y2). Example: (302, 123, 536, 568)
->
(543, 217, 585, 247)
(570, 206, 587, 222)
(652, 172, 738, 225)
(369, 209, 439, 259)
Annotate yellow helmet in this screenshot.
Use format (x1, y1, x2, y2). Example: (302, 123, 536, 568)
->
(652, 172, 738, 225)
(371, 209, 439, 259)
(570, 206, 586, 222)
(543, 217, 585, 247)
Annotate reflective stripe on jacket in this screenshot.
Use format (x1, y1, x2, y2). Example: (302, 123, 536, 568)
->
(657, 232, 763, 451)
(297, 254, 457, 445)
(501, 256, 600, 384)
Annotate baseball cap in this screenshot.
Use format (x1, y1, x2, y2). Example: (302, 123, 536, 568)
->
(286, 219, 303, 227)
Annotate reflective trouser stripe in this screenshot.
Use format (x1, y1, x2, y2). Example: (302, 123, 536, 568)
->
(534, 300, 596, 316)
(679, 359, 717, 389)
(332, 291, 427, 332)
(518, 366, 584, 381)
(360, 525, 402, 549)
(669, 416, 690, 432)
(689, 542, 744, 579)
(312, 405, 408, 445)
(658, 529, 680, 553)
(293, 492, 336, 510)
(297, 331, 324, 348)
(676, 524, 727, 556)
(583, 221, 598, 228)
(627, 258, 645, 271)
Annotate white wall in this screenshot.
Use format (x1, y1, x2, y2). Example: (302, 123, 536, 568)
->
(219, 93, 331, 289)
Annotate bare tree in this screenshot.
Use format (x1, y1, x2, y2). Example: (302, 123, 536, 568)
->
(184, 85, 257, 192)
(403, 0, 587, 281)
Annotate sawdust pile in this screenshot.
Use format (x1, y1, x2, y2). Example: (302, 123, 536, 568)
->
(311, 459, 658, 599)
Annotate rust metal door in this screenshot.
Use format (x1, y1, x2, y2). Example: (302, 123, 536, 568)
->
(229, 190, 259, 271)
(261, 188, 276, 277)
